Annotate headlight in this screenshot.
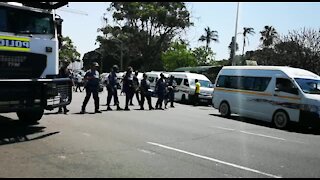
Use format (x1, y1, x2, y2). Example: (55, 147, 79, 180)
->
(301, 104, 318, 112)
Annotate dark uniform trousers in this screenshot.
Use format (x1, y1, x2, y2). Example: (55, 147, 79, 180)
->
(107, 86, 119, 106)
(140, 92, 152, 109)
(82, 87, 99, 111)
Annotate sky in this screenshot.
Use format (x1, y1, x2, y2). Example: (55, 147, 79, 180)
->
(57, 2, 320, 60)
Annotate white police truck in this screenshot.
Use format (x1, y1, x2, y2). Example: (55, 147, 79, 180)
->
(0, 2, 72, 123)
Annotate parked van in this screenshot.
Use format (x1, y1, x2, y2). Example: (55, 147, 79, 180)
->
(145, 71, 169, 91)
(212, 66, 320, 129)
(168, 72, 213, 105)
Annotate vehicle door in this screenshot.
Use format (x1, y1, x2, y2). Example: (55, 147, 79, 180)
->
(271, 78, 301, 122)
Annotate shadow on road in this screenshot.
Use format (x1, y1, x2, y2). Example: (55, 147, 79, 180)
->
(209, 113, 320, 135)
(0, 115, 59, 145)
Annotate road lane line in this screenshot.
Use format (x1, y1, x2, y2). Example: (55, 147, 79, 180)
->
(147, 142, 281, 178)
(212, 126, 236, 131)
(239, 131, 286, 141)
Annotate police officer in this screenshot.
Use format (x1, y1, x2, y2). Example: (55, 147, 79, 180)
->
(80, 62, 102, 114)
(166, 75, 177, 108)
(106, 65, 122, 111)
(130, 71, 140, 106)
(122, 66, 134, 111)
(140, 73, 154, 110)
(155, 73, 166, 110)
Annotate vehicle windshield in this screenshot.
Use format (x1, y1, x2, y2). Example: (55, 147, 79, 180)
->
(294, 78, 320, 94)
(0, 5, 54, 34)
(190, 79, 213, 88)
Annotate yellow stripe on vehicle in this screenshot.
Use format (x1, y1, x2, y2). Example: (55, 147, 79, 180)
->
(215, 87, 301, 101)
(214, 87, 272, 97)
(0, 46, 30, 52)
(0, 35, 30, 52)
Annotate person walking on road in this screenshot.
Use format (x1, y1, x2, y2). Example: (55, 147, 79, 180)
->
(80, 62, 102, 114)
(194, 79, 201, 106)
(130, 71, 140, 106)
(75, 73, 83, 92)
(106, 65, 122, 111)
(166, 75, 177, 108)
(122, 66, 135, 111)
(155, 73, 166, 110)
(57, 60, 71, 114)
(139, 73, 154, 110)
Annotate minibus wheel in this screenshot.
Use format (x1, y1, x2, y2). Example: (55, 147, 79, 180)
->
(219, 101, 230, 117)
(272, 110, 289, 129)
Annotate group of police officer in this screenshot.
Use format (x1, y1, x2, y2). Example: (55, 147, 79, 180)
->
(79, 62, 178, 114)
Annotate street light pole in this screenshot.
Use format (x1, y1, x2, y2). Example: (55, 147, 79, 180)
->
(232, 2, 240, 66)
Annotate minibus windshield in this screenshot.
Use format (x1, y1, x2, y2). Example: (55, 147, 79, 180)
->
(295, 78, 320, 94)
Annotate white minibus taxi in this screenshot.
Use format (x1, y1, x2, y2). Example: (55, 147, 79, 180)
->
(169, 72, 213, 105)
(212, 66, 320, 129)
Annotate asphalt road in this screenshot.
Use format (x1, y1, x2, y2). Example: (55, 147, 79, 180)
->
(0, 89, 320, 178)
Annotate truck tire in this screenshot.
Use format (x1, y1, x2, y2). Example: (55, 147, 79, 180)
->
(17, 109, 44, 124)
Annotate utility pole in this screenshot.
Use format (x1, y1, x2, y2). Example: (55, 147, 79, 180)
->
(232, 2, 240, 66)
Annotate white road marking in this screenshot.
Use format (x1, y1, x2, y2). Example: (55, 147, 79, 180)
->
(147, 142, 281, 178)
(212, 126, 287, 141)
(82, 133, 91, 137)
(212, 126, 236, 131)
(239, 131, 286, 141)
(58, 155, 66, 160)
(138, 149, 155, 155)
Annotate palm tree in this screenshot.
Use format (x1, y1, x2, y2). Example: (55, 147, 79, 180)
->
(242, 27, 255, 55)
(199, 26, 219, 51)
(260, 25, 278, 48)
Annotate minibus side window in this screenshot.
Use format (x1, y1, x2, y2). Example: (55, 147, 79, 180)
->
(184, 79, 189, 87)
(175, 78, 183, 85)
(276, 78, 299, 95)
(253, 77, 271, 91)
(216, 76, 225, 87)
(148, 77, 155, 83)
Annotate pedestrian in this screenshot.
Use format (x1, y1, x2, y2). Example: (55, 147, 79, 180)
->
(106, 65, 122, 111)
(122, 66, 135, 111)
(57, 60, 71, 114)
(140, 73, 154, 110)
(80, 62, 102, 114)
(130, 71, 140, 106)
(75, 72, 83, 92)
(194, 79, 201, 106)
(166, 75, 177, 108)
(155, 73, 166, 110)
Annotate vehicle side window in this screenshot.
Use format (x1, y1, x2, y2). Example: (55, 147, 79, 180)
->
(253, 77, 271, 91)
(0, 9, 7, 31)
(276, 78, 298, 95)
(148, 77, 155, 83)
(183, 79, 189, 87)
(175, 78, 183, 85)
(216, 76, 225, 87)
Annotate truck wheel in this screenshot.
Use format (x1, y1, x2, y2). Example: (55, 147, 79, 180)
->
(17, 109, 44, 124)
(272, 110, 289, 129)
(219, 101, 231, 118)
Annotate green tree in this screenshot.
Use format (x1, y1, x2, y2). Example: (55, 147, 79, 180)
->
(192, 46, 215, 66)
(161, 41, 197, 71)
(96, 2, 193, 71)
(242, 27, 255, 55)
(260, 25, 278, 48)
(198, 26, 219, 51)
(59, 36, 81, 63)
